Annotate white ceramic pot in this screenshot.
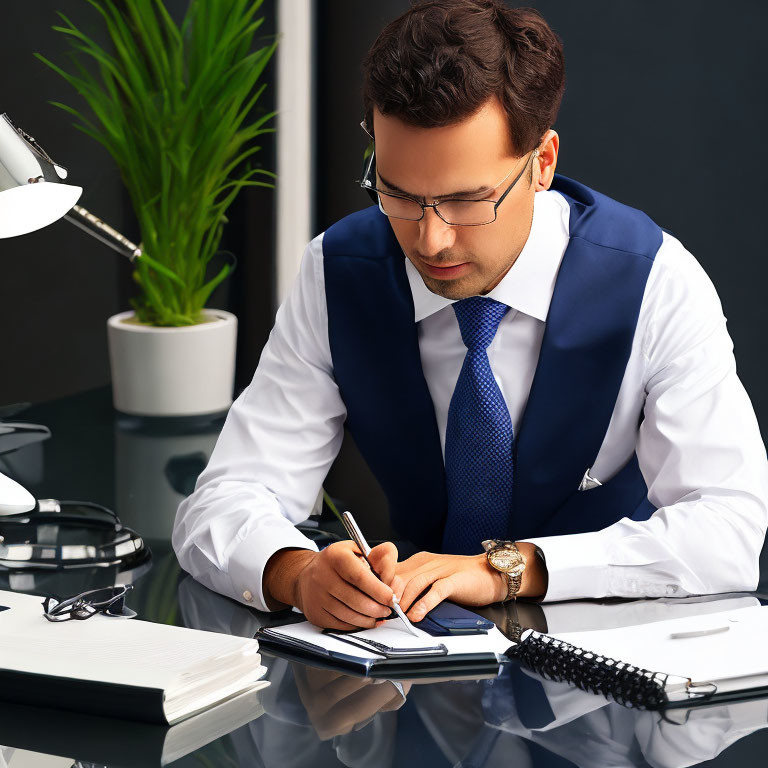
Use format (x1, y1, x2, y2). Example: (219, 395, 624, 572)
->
(107, 309, 237, 417)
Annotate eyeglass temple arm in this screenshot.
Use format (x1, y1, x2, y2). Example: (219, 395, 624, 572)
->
(360, 118, 374, 140)
(492, 148, 539, 210)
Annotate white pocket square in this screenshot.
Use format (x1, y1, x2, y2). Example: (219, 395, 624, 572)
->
(578, 468, 603, 491)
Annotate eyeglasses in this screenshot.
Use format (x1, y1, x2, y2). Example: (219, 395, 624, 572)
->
(357, 121, 539, 226)
(42, 584, 136, 622)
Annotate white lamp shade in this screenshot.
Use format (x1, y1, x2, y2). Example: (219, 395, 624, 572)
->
(0, 471, 36, 515)
(0, 181, 82, 238)
(0, 113, 82, 237)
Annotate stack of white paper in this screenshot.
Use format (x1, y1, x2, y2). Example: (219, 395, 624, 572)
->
(0, 589, 268, 724)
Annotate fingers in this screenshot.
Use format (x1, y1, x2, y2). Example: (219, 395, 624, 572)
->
(313, 681, 402, 740)
(367, 541, 398, 585)
(332, 544, 395, 607)
(296, 541, 396, 630)
(395, 551, 434, 575)
(317, 674, 376, 709)
(391, 574, 406, 602)
(400, 565, 443, 613)
(407, 576, 455, 622)
(325, 593, 385, 629)
(329, 578, 392, 619)
(380, 687, 409, 713)
(296, 543, 466, 630)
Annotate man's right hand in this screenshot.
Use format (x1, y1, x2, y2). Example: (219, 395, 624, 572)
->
(295, 667, 410, 740)
(263, 540, 398, 630)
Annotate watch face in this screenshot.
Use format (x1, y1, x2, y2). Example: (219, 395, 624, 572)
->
(488, 547, 523, 572)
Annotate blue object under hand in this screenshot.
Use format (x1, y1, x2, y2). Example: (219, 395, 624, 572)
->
(414, 600, 494, 636)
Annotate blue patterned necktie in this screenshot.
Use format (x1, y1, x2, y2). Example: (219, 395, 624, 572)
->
(442, 296, 514, 554)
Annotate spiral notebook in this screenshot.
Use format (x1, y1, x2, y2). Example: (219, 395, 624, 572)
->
(508, 604, 768, 709)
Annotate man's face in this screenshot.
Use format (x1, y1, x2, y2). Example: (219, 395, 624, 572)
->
(372, 98, 544, 299)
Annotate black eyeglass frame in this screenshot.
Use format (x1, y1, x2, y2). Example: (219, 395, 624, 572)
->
(42, 584, 135, 622)
(357, 132, 540, 226)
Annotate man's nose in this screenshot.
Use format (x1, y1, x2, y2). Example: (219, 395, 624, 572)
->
(417, 206, 456, 258)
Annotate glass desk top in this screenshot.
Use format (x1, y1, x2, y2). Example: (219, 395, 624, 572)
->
(1, 386, 767, 768)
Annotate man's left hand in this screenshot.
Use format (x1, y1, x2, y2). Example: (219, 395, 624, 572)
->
(393, 542, 547, 622)
(393, 552, 506, 622)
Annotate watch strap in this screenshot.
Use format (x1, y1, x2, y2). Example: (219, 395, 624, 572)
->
(501, 571, 520, 602)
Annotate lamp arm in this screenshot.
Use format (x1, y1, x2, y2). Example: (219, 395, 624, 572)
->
(64, 204, 141, 262)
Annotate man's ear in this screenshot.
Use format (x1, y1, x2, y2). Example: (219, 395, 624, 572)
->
(535, 129, 559, 191)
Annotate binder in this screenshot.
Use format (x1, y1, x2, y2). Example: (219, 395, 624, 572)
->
(507, 603, 768, 710)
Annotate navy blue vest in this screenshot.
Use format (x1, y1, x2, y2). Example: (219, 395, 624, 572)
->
(323, 174, 661, 551)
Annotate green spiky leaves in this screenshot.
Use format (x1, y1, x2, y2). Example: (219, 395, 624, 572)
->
(37, 0, 277, 326)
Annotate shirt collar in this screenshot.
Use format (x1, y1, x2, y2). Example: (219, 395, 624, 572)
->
(405, 190, 571, 323)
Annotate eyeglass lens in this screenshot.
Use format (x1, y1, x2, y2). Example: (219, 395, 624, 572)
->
(377, 194, 497, 225)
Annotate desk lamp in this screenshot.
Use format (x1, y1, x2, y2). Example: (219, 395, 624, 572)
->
(0, 112, 143, 516)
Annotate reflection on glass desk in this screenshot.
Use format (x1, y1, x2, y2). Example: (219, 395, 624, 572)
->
(0, 386, 767, 767)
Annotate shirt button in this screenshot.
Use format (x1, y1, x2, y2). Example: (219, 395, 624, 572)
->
(243, 590, 253, 602)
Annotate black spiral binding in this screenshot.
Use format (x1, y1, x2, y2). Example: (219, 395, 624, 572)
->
(506, 630, 671, 710)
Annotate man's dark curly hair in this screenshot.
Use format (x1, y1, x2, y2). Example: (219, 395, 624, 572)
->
(362, 0, 566, 156)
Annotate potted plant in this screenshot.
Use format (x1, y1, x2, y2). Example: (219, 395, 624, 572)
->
(37, 0, 277, 416)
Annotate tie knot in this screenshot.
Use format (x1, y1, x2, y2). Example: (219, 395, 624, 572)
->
(452, 297, 510, 350)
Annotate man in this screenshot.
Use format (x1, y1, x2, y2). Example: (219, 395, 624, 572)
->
(173, 0, 768, 630)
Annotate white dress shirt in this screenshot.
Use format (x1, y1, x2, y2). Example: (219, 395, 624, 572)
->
(173, 189, 768, 612)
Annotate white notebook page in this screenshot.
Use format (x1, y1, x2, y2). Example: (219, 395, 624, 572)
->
(265, 617, 512, 660)
(551, 605, 768, 685)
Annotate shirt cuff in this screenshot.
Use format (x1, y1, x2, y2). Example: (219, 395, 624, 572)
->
(228, 525, 319, 612)
(522, 530, 613, 602)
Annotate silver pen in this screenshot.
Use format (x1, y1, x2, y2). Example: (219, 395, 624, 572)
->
(669, 625, 730, 640)
(341, 510, 421, 637)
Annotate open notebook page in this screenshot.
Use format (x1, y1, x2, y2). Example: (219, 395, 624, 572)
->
(265, 616, 512, 660)
(550, 604, 768, 688)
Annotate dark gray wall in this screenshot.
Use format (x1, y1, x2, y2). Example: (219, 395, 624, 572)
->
(0, 1, 125, 405)
(0, 0, 277, 405)
(315, 1, 768, 539)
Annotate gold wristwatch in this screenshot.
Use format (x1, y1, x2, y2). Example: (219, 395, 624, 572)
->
(482, 539, 525, 602)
